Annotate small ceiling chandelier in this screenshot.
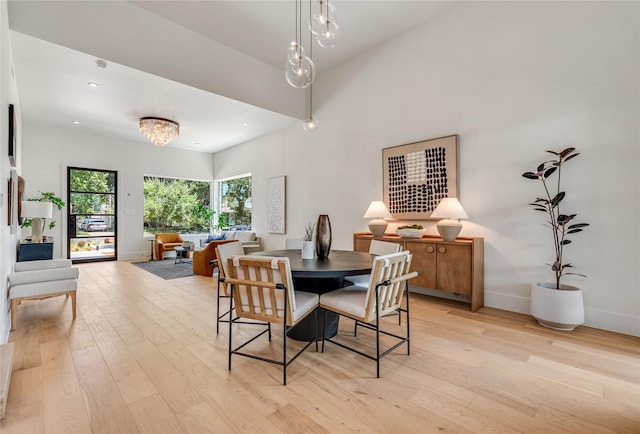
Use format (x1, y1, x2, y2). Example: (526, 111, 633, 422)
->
(139, 117, 179, 146)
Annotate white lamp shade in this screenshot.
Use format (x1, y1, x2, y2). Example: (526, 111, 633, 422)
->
(363, 201, 392, 237)
(363, 201, 392, 219)
(430, 198, 468, 219)
(21, 201, 53, 219)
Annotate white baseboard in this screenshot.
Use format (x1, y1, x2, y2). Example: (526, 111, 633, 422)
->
(486, 291, 640, 337)
(119, 250, 153, 261)
(583, 307, 640, 337)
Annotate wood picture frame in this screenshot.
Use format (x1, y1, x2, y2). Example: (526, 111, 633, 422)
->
(382, 135, 458, 219)
(8, 104, 16, 167)
(267, 175, 286, 234)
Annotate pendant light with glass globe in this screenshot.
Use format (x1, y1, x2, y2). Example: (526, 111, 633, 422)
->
(309, 0, 338, 49)
(285, 0, 315, 89)
(303, 0, 318, 132)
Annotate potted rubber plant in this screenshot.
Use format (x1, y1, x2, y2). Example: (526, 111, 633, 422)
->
(522, 147, 589, 330)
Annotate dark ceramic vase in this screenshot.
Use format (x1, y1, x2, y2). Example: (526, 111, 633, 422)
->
(315, 214, 332, 259)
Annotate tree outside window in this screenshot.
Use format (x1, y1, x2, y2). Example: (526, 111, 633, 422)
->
(143, 176, 212, 234)
(218, 175, 252, 229)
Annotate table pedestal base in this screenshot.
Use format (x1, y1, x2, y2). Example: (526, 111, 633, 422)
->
(289, 276, 342, 341)
(287, 308, 339, 341)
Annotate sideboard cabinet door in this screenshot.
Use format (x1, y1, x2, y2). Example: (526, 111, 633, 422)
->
(405, 241, 436, 289)
(435, 244, 472, 295)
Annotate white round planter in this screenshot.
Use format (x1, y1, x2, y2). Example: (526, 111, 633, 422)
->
(530, 282, 584, 331)
(301, 241, 314, 260)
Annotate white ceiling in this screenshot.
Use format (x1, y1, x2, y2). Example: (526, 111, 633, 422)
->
(8, 1, 456, 153)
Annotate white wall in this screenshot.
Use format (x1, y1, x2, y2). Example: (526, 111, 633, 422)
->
(0, 1, 21, 343)
(20, 124, 215, 261)
(214, 2, 639, 336)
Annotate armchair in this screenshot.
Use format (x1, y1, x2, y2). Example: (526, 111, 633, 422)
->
(155, 233, 187, 260)
(191, 239, 235, 276)
(8, 259, 79, 331)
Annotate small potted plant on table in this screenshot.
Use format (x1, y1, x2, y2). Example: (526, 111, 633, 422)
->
(301, 222, 315, 259)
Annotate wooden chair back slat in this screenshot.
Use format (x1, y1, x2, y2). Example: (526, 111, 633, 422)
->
(215, 241, 245, 296)
(364, 251, 415, 321)
(226, 256, 296, 326)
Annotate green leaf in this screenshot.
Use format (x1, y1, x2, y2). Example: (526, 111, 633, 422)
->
(561, 239, 572, 245)
(546, 150, 560, 155)
(567, 228, 583, 234)
(522, 172, 539, 179)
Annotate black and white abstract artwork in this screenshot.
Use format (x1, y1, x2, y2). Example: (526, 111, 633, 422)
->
(383, 135, 458, 219)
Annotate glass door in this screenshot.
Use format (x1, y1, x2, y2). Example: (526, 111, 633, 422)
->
(67, 167, 117, 263)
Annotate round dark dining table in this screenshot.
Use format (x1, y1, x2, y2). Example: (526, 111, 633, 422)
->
(252, 249, 373, 340)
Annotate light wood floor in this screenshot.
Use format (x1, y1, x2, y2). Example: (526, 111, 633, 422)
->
(1, 260, 639, 434)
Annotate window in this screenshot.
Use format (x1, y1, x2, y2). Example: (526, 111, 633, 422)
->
(216, 175, 252, 230)
(143, 176, 212, 234)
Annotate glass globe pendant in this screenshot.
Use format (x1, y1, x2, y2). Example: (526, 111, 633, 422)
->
(284, 54, 315, 88)
(287, 41, 305, 65)
(303, 115, 318, 132)
(310, 0, 336, 36)
(317, 20, 338, 49)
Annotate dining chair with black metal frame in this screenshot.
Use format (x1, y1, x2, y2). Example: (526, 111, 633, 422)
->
(223, 255, 320, 385)
(214, 241, 246, 333)
(345, 239, 401, 287)
(319, 250, 418, 378)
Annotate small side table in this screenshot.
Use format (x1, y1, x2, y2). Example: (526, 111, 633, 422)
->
(174, 246, 193, 264)
(18, 237, 54, 262)
(147, 239, 155, 261)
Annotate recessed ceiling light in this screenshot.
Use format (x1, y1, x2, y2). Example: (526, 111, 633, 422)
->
(242, 122, 249, 126)
(88, 82, 99, 88)
(72, 121, 80, 125)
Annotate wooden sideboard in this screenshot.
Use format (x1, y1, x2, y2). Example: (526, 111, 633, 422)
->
(353, 232, 484, 312)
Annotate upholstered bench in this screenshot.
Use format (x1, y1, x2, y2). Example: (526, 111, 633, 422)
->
(8, 259, 79, 331)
